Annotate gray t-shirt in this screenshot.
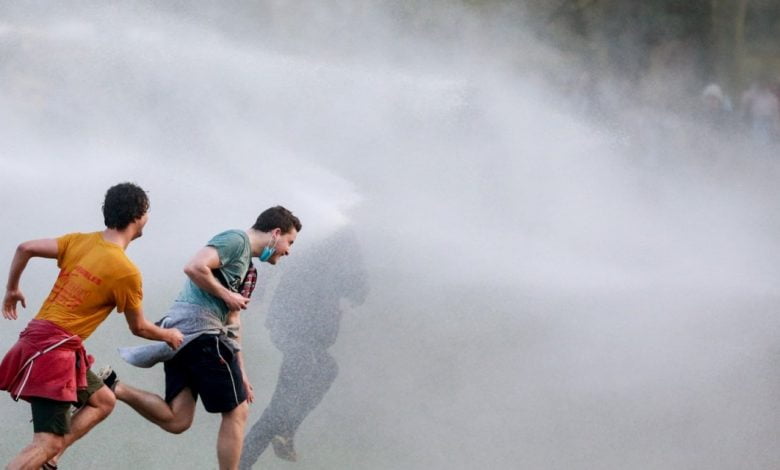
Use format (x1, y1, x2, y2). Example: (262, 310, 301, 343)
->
(175, 229, 251, 322)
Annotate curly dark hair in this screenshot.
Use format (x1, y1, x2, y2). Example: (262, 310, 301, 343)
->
(252, 206, 302, 234)
(102, 182, 150, 230)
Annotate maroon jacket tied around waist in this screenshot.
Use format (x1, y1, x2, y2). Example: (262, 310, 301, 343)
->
(0, 319, 92, 402)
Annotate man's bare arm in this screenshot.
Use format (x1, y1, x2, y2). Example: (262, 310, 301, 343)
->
(3, 239, 58, 320)
(183, 246, 250, 312)
(124, 307, 184, 349)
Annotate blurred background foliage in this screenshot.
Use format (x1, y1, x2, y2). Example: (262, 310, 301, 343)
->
(126, 0, 779, 108)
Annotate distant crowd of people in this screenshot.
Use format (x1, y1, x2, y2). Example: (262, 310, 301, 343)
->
(562, 67, 780, 152)
(699, 78, 780, 145)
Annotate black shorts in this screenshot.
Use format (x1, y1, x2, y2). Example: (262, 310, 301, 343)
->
(164, 335, 246, 413)
(30, 369, 105, 435)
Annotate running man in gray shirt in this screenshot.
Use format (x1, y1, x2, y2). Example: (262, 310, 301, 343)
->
(104, 206, 301, 470)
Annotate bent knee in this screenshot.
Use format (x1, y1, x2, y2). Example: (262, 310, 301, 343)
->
(46, 439, 65, 457)
(48, 437, 66, 456)
(91, 386, 117, 413)
(34, 433, 66, 456)
(166, 424, 190, 435)
(225, 401, 249, 424)
(165, 418, 193, 435)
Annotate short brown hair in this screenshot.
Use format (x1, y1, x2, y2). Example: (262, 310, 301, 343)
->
(252, 206, 302, 234)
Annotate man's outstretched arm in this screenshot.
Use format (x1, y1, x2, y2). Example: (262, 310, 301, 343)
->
(124, 307, 184, 350)
(3, 238, 58, 320)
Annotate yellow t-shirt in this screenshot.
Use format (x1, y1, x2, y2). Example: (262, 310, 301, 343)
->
(35, 232, 143, 339)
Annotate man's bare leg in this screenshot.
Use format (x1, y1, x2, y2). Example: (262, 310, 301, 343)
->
(46, 385, 116, 467)
(217, 401, 248, 470)
(6, 432, 64, 470)
(114, 381, 196, 434)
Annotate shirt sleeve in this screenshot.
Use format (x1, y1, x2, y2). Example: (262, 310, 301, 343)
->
(113, 272, 143, 313)
(55, 233, 78, 269)
(206, 231, 244, 266)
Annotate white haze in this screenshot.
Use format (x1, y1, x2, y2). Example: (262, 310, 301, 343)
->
(1, 2, 779, 469)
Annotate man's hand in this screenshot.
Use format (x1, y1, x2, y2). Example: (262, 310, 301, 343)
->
(126, 308, 185, 348)
(222, 291, 251, 311)
(165, 328, 185, 350)
(2, 289, 26, 320)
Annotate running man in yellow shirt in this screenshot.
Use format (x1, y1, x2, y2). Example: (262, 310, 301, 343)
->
(0, 182, 184, 470)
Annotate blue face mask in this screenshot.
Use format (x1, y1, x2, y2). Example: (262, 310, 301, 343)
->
(258, 237, 277, 262)
(259, 245, 275, 262)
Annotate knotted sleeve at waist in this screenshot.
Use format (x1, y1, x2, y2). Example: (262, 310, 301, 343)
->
(118, 302, 240, 368)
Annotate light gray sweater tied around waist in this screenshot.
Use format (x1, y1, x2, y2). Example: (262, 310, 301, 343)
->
(118, 302, 240, 368)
